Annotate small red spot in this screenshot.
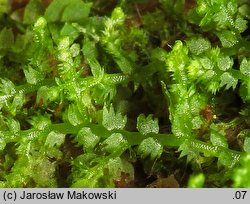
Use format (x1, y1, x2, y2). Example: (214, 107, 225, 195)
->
(200, 105, 213, 122)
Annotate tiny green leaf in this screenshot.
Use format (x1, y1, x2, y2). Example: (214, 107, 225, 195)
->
(24, 66, 43, 84)
(138, 137, 163, 160)
(7, 118, 20, 134)
(240, 58, 250, 77)
(108, 157, 134, 181)
(186, 37, 211, 55)
(31, 157, 57, 187)
(62, 1, 92, 22)
(102, 105, 127, 131)
(178, 139, 199, 162)
(235, 17, 247, 33)
(28, 114, 52, 130)
(75, 127, 100, 152)
(102, 133, 129, 154)
(243, 138, 250, 152)
(70, 43, 80, 58)
(67, 104, 86, 126)
(192, 116, 204, 129)
(111, 7, 125, 22)
(60, 23, 80, 40)
(210, 129, 228, 148)
(0, 132, 6, 151)
(218, 150, 233, 168)
(86, 58, 104, 80)
(136, 114, 159, 135)
(45, 131, 65, 148)
(217, 56, 233, 71)
(220, 72, 238, 90)
(36, 86, 59, 104)
(217, 31, 238, 48)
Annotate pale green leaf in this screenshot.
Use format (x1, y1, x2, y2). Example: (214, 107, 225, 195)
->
(62, 1, 92, 22)
(102, 133, 129, 154)
(31, 157, 57, 187)
(75, 127, 100, 152)
(86, 58, 104, 79)
(220, 72, 238, 90)
(136, 114, 159, 135)
(217, 31, 238, 48)
(0, 78, 16, 103)
(217, 56, 233, 71)
(7, 118, 20, 134)
(186, 37, 211, 55)
(138, 137, 163, 160)
(70, 43, 80, 58)
(102, 105, 127, 130)
(108, 157, 134, 180)
(82, 37, 97, 60)
(67, 104, 86, 126)
(105, 43, 133, 74)
(178, 139, 199, 162)
(9, 92, 25, 116)
(235, 17, 247, 33)
(0, 132, 6, 151)
(24, 66, 43, 84)
(192, 116, 204, 129)
(111, 7, 125, 22)
(36, 86, 59, 104)
(240, 58, 250, 77)
(243, 138, 250, 152)
(28, 114, 52, 130)
(45, 131, 65, 148)
(199, 57, 213, 70)
(218, 151, 234, 168)
(210, 129, 228, 148)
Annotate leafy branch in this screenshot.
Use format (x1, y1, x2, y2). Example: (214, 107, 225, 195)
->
(1, 0, 250, 188)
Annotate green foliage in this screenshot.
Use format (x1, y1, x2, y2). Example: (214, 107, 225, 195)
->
(45, 0, 92, 22)
(243, 138, 250, 152)
(188, 0, 248, 33)
(136, 114, 159, 135)
(0, 28, 14, 49)
(138, 137, 163, 160)
(71, 154, 133, 187)
(233, 154, 250, 187)
(45, 131, 65, 148)
(186, 37, 211, 55)
(0, 0, 8, 14)
(102, 133, 129, 155)
(0, 0, 250, 188)
(23, 0, 44, 25)
(210, 124, 228, 148)
(188, 173, 205, 188)
(101, 7, 134, 74)
(102, 105, 127, 131)
(74, 127, 100, 152)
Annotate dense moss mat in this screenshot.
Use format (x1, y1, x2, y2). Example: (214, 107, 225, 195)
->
(0, 0, 250, 187)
